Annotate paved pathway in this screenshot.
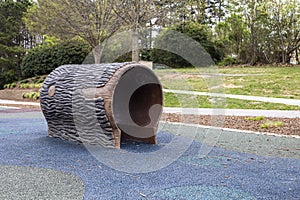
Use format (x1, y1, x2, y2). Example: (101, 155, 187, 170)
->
(0, 105, 20, 110)
(164, 89, 300, 106)
(0, 99, 40, 106)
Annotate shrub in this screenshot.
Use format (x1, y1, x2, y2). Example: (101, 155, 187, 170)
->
(19, 83, 29, 89)
(19, 83, 42, 89)
(22, 39, 91, 78)
(20, 79, 29, 84)
(151, 22, 222, 68)
(4, 82, 17, 89)
(11, 82, 17, 88)
(35, 83, 43, 88)
(33, 75, 40, 83)
(22, 92, 40, 100)
(260, 121, 284, 129)
(245, 116, 265, 121)
(0, 70, 18, 89)
(218, 56, 237, 66)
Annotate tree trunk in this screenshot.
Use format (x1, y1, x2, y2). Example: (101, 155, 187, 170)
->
(17, 61, 22, 78)
(132, 29, 139, 62)
(282, 51, 286, 64)
(93, 46, 102, 64)
(250, 30, 258, 65)
(296, 49, 299, 64)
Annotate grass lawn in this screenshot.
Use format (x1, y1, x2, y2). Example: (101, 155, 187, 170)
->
(2, 66, 300, 110)
(155, 66, 300, 110)
(164, 93, 300, 110)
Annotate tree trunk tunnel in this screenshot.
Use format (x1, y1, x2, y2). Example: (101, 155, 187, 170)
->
(40, 62, 163, 149)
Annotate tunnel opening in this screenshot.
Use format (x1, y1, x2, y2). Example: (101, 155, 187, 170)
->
(129, 83, 163, 127)
(112, 66, 163, 144)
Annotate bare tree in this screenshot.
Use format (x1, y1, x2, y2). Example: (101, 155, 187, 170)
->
(113, 0, 160, 62)
(24, 0, 121, 63)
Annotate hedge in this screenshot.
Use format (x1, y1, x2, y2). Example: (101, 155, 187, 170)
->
(151, 22, 223, 68)
(22, 39, 91, 78)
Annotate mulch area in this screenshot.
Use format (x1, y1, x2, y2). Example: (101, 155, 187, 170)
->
(161, 113, 300, 137)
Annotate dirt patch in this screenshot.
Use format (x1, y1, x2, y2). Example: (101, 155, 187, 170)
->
(0, 89, 39, 101)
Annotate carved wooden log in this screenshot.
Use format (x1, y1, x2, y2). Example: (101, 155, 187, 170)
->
(40, 62, 163, 149)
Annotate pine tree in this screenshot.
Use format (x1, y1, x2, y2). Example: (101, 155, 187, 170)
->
(0, 0, 32, 88)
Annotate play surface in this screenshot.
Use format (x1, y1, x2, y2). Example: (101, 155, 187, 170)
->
(0, 108, 299, 199)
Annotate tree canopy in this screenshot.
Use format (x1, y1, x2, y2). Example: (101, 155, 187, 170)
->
(1, 0, 300, 88)
(24, 0, 121, 63)
(0, 0, 32, 88)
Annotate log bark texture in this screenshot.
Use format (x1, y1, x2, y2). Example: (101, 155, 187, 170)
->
(40, 62, 163, 148)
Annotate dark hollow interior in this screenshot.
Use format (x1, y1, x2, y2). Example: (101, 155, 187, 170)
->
(129, 83, 163, 127)
(112, 66, 163, 142)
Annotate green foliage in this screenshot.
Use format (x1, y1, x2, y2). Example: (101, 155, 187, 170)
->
(215, 0, 300, 64)
(23, 0, 121, 63)
(43, 35, 61, 45)
(151, 22, 222, 68)
(22, 92, 40, 100)
(4, 82, 17, 89)
(3, 75, 46, 90)
(245, 116, 265, 121)
(261, 121, 284, 129)
(0, 70, 18, 89)
(20, 79, 29, 84)
(19, 83, 42, 89)
(22, 39, 91, 78)
(218, 56, 237, 66)
(215, 14, 249, 63)
(260, 123, 269, 129)
(0, 0, 32, 89)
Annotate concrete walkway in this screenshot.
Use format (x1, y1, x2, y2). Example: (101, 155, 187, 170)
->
(0, 99, 40, 106)
(0, 105, 20, 110)
(164, 89, 300, 106)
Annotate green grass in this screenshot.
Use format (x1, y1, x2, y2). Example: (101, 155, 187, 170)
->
(261, 121, 284, 129)
(164, 93, 300, 110)
(245, 116, 265, 121)
(155, 66, 300, 99)
(156, 66, 300, 110)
